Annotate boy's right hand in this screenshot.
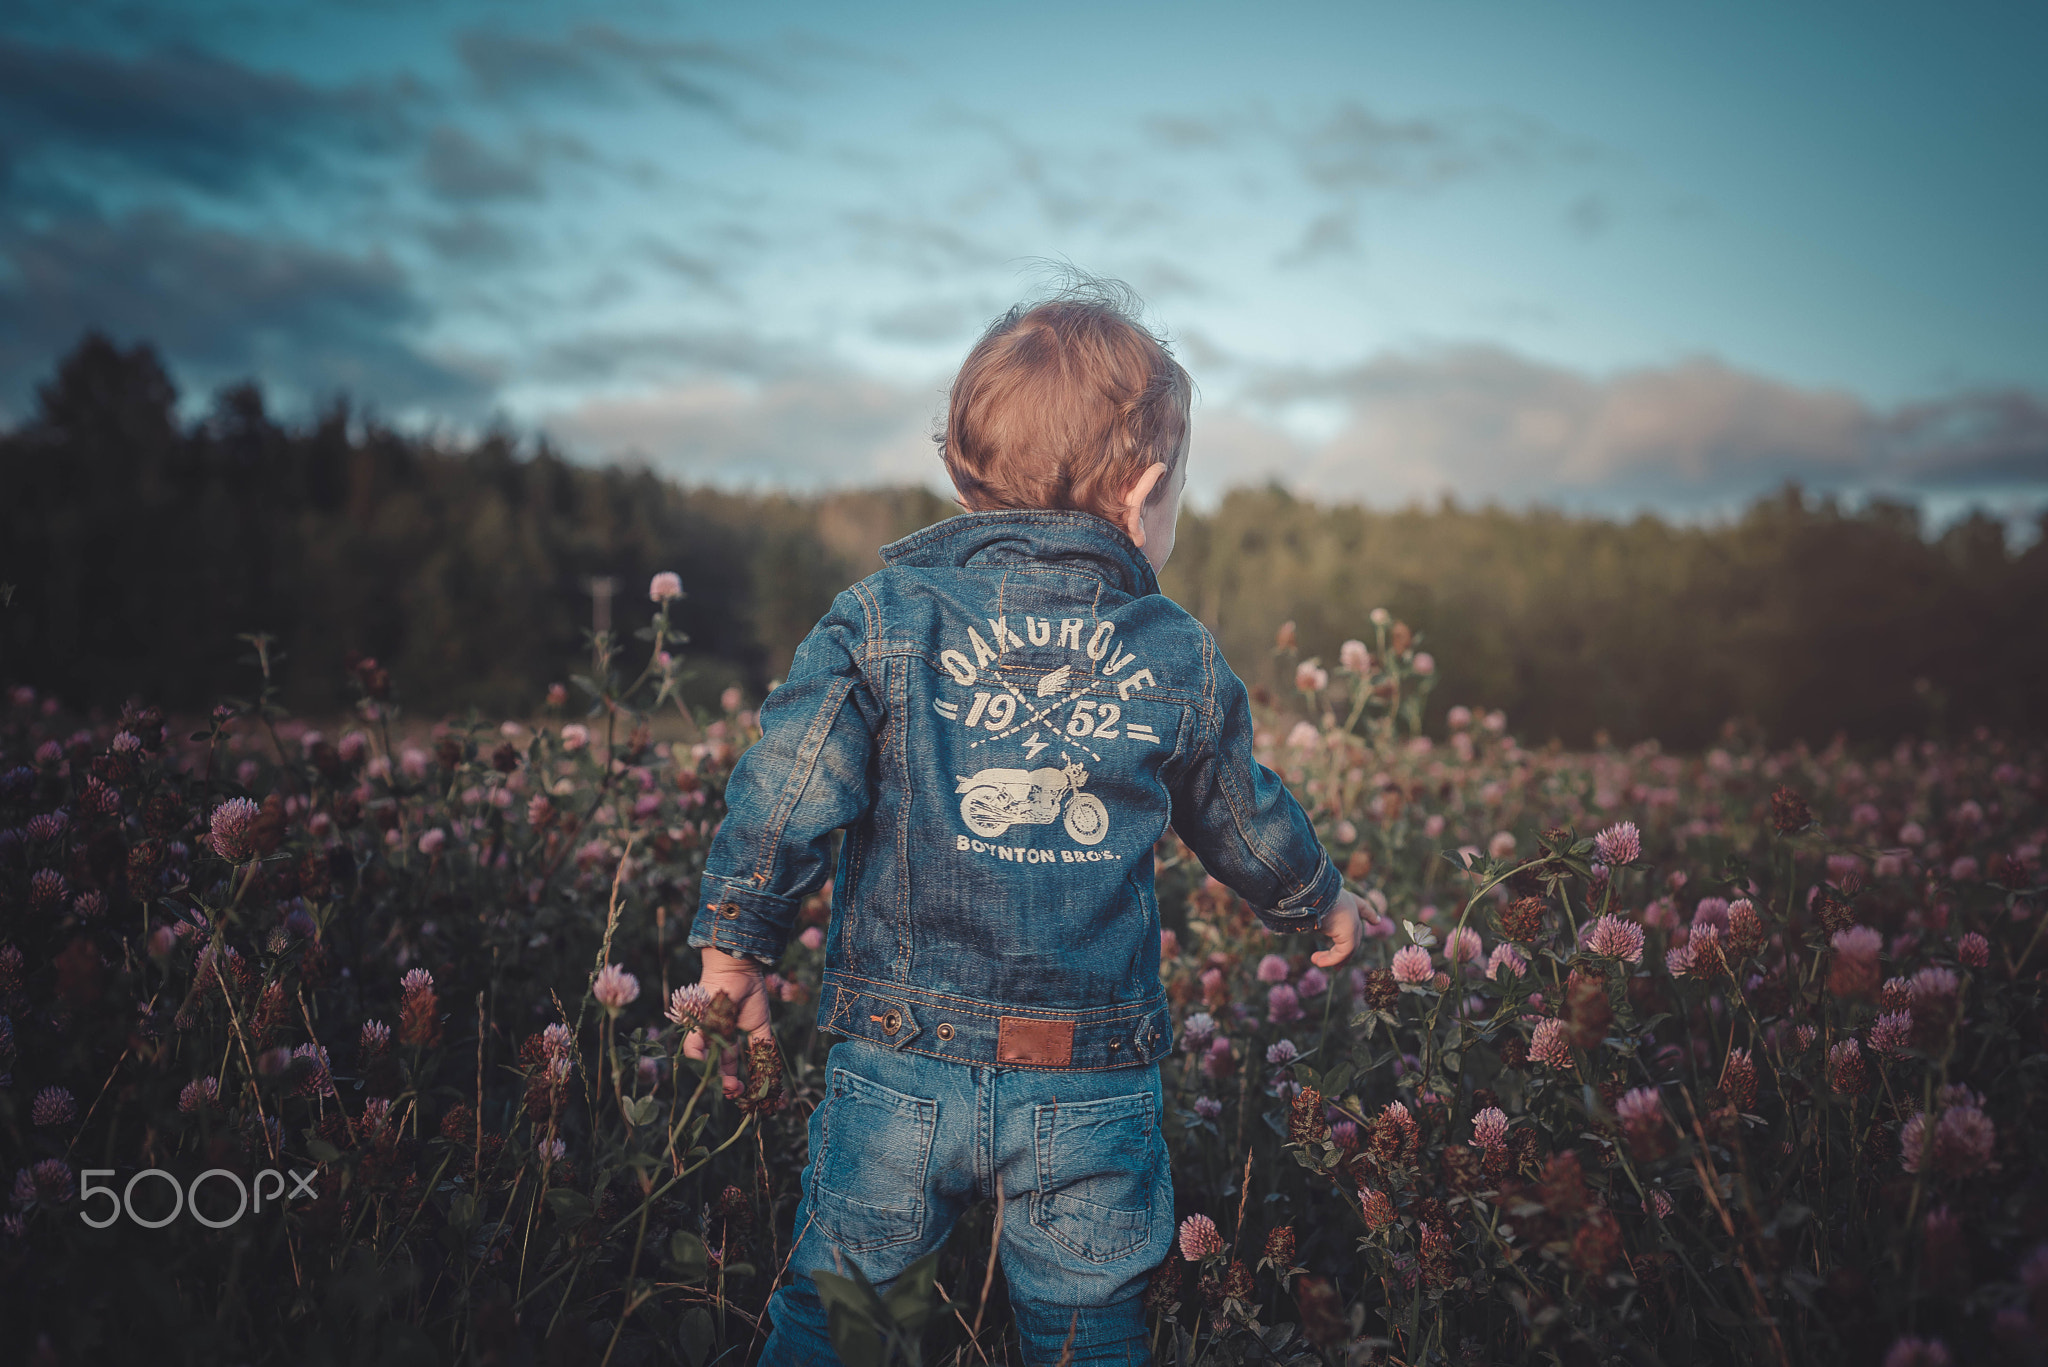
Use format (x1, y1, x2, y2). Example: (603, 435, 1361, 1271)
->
(1311, 889, 1376, 969)
(683, 947, 776, 1098)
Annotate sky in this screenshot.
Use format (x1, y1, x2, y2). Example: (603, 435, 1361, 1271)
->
(2, 0, 2044, 525)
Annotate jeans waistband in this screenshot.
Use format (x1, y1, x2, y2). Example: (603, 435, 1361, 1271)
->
(818, 972, 1173, 1071)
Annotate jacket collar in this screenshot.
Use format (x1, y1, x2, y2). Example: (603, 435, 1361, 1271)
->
(880, 509, 1161, 599)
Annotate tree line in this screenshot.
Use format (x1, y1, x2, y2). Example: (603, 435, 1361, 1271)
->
(4, 335, 2042, 748)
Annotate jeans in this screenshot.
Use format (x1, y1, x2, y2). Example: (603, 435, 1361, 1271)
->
(762, 1039, 1172, 1365)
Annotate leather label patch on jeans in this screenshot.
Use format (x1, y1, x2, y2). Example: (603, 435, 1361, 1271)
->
(997, 1016, 1075, 1067)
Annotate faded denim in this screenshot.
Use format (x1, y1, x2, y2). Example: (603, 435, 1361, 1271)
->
(688, 510, 1340, 1071)
(761, 1038, 1171, 1366)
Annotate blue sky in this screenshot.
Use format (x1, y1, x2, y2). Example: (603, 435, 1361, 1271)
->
(3, 0, 2043, 522)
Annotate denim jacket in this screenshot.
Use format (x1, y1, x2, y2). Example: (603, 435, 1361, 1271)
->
(688, 509, 1341, 1071)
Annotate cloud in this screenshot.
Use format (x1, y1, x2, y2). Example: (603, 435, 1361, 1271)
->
(0, 38, 504, 412)
(840, 209, 1008, 272)
(775, 29, 913, 76)
(1884, 391, 2048, 486)
(910, 108, 1183, 246)
(1141, 100, 1598, 196)
(1286, 102, 1599, 193)
(1230, 348, 1863, 505)
(456, 24, 780, 113)
(1183, 407, 1311, 503)
(871, 301, 984, 346)
(1292, 104, 1473, 191)
(545, 369, 945, 490)
(457, 28, 611, 100)
(529, 341, 2043, 518)
(1217, 347, 2046, 511)
(639, 242, 733, 296)
(0, 38, 406, 201)
(422, 126, 543, 201)
(1142, 115, 1228, 151)
(1279, 211, 1358, 266)
(1565, 192, 1613, 238)
(417, 213, 524, 263)
(0, 208, 489, 410)
(1126, 260, 1207, 300)
(533, 329, 812, 385)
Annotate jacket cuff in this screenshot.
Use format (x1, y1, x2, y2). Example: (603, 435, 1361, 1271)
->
(1254, 849, 1343, 934)
(686, 875, 797, 964)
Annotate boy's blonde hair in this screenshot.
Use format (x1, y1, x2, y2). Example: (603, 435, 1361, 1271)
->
(939, 277, 1191, 528)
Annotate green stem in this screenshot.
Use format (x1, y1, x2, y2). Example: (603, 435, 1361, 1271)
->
(376, 1151, 455, 1272)
(600, 1198, 655, 1367)
(599, 1113, 756, 1246)
(1420, 854, 1550, 1088)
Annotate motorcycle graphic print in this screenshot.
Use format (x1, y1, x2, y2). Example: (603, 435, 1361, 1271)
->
(955, 761, 1110, 845)
(931, 612, 1163, 856)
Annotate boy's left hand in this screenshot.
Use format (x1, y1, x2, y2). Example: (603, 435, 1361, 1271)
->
(1312, 889, 1373, 968)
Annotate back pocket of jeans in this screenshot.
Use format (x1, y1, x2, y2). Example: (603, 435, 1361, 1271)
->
(1030, 1091, 1158, 1264)
(811, 1069, 939, 1252)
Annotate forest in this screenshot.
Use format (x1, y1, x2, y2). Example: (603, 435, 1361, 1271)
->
(4, 334, 2043, 749)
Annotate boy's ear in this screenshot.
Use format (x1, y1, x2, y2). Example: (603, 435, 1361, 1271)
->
(1120, 463, 1168, 546)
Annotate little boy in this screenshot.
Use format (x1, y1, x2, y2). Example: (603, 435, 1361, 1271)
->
(686, 281, 1370, 1364)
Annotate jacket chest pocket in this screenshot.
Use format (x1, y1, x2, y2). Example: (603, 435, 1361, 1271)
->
(810, 1070, 939, 1252)
(1029, 1091, 1162, 1264)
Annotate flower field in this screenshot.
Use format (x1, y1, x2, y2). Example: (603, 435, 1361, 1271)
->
(2, 595, 2044, 1367)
